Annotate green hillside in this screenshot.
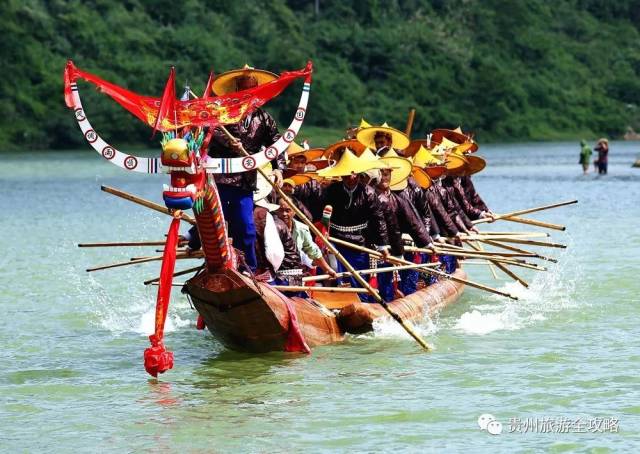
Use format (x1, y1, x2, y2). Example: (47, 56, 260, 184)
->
(2, 0, 639, 150)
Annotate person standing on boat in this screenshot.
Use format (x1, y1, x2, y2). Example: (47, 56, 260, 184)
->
(594, 138, 609, 175)
(318, 149, 390, 293)
(204, 65, 286, 271)
(579, 140, 592, 175)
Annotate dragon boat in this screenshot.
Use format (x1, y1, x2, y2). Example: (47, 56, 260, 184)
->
(185, 266, 466, 352)
(64, 60, 466, 375)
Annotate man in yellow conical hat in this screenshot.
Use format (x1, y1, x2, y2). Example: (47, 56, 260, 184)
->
(319, 149, 391, 294)
(369, 156, 435, 300)
(356, 122, 410, 156)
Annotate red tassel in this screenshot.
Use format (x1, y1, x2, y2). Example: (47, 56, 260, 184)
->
(143, 217, 180, 377)
(369, 275, 378, 289)
(144, 334, 174, 378)
(196, 315, 206, 330)
(413, 252, 421, 264)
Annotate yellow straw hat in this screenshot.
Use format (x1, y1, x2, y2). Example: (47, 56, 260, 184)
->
(449, 154, 486, 176)
(432, 127, 479, 152)
(318, 149, 390, 178)
(411, 167, 433, 189)
(444, 149, 468, 171)
(286, 141, 305, 155)
(356, 122, 410, 151)
(323, 139, 366, 160)
(379, 149, 413, 188)
(288, 147, 325, 163)
(412, 146, 443, 168)
(212, 64, 278, 95)
(404, 138, 441, 158)
(359, 118, 371, 128)
(431, 127, 470, 145)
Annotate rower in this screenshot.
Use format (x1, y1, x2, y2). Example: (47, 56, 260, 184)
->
(377, 149, 435, 298)
(275, 198, 338, 280)
(286, 145, 325, 221)
(318, 149, 390, 295)
(371, 165, 434, 301)
(356, 122, 410, 157)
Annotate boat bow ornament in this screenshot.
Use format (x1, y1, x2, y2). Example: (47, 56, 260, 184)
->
(63, 60, 312, 174)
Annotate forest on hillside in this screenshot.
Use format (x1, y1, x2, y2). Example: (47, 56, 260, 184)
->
(2, 0, 640, 150)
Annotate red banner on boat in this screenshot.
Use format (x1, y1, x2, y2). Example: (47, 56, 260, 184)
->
(64, 60, 312, 131)
(143, 217, 180, 377)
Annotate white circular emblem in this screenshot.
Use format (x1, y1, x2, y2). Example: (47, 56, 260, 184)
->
(283, 129, 295, 143)
(242, 156, 256, 169)
(124, 156, 138, 170)
(102, 147, 115, 160)
(84, 130, 97, 143)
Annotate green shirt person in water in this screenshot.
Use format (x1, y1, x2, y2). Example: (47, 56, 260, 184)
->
(579, 140, 592, 175)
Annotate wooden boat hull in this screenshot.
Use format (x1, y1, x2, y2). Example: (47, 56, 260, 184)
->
(336, 269, 467, 334)
(185, 268, 466, 353)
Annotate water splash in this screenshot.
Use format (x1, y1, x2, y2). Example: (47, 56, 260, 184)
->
(69, 268, 192, 336)
(454, 238, 582, 335)
(371, 311, 439, 340)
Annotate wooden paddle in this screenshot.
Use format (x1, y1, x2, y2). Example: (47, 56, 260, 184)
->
(406, 246, 546, 271)
(101, 185, 196, 225)
(473, 199, 577, 225)
(144, 265, 205, 285)
(490, 216, 566, 231)
(470, 237, 567, 249)
(304, 262, 439, 283)
(273, 286, 369, 293)
(218, 125, 433, 351)
(328, 236, 519, 301)
(467, 241, 529, 288)
(79, 240, 187, 248)
(481, 239, 558, 263)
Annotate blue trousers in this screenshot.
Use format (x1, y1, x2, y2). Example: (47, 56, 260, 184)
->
(218, 185, 257, 271)
(423, 253, 458, 285)
(400, 252, 420, 296)
(335, 245, 369, 301)
(376, 261, 396, 302)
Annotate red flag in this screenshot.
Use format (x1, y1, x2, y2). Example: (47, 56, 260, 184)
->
(152, 67, 176, 136)
(202, 70, 215, 99)
(64, 60, 313, 131)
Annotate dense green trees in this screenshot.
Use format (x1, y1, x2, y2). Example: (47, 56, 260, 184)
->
(1, 0, 639, 150)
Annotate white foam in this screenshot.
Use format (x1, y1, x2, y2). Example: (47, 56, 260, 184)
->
(369, 309, 439, 341)
(455, 308, 521, 335)
(454, 240, 581, 335)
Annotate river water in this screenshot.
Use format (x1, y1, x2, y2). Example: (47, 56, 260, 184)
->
(1, 142, 639, 452)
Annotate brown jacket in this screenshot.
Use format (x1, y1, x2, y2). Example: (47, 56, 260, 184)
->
(209, 109, 286, 191)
